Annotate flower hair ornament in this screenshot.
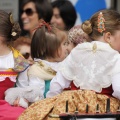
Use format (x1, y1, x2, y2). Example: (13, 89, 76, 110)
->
(97, 12, 106, 34)
(32, 19, 51, 32)
(9, 13, 17, 37)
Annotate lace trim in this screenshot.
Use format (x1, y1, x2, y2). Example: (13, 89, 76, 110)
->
(59, 41, 120, 92)
(0, 76, 17, 82)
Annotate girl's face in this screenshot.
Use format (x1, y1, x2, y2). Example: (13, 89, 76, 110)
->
(55, 40, 69, 62)
(50, 7, 66, 30)
(107, 30, 120, 52)
(21, 2, 39, 32)
(67, 40, 76, 54)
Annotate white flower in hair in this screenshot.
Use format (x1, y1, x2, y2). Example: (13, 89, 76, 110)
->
(11, 32, 17, 36)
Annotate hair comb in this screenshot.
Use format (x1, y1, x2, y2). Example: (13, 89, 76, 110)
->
(97, 12, 105, 34)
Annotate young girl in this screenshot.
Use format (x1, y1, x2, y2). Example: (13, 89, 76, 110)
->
(18, 9, 120, 120)
(0, 10, 29, 100)
(0, 10, 29, 120)
(5, 20, 69, 108)
(16, 25, 89, 120)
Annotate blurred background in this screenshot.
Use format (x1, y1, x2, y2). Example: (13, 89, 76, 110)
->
(0, 0, 119, 24)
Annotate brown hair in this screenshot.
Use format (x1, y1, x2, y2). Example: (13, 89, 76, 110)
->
(81, 9, 120, 40)
(13, 36, 31, 49)
(31, 25, 67, 59)
(0, 10, 21, 42)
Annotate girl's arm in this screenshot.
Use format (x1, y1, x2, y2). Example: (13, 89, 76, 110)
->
(16, 68, 29, 87)
(17, 67, 45, 98)
(28, 75, 45, 99)
(112, 73, 120, 99)
(46, 71, 71, 98)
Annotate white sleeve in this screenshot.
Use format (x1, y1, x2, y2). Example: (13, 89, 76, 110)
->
(112, 73, 120, 100)
(46, 71, 71, 98)
(16, 68, 29, 87)
(28, 75, 45, 97)
(17, 68, 45, 99)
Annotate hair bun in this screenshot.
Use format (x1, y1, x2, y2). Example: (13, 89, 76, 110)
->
(81, 20, 92, 35)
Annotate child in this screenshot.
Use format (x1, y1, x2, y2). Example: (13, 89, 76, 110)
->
(0, 10, 29, 100)
(19, 9, 120, 120)
(5, 20, 69, 108)
(0, 10, 29, 120)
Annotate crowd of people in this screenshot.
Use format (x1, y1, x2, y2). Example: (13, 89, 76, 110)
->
(0, 0, 120, 120)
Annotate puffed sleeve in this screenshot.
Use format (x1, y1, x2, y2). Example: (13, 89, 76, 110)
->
(46, 71, 71, 98)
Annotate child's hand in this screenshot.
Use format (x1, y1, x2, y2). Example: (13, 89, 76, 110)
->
(13, 97, 20, 107)
(13, 97, 29, 108)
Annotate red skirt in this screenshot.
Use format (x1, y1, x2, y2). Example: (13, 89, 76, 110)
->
(0, 77, 15, 100)
(0, 100, 25, 120)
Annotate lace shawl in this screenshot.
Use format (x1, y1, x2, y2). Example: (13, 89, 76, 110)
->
(59, 41, 120, 92)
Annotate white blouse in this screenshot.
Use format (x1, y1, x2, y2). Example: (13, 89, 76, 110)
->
(0, 51, 16, 82)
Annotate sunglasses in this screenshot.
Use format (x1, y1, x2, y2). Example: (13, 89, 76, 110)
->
(22, 52, 31, 59)
(21, 8, 36, 16)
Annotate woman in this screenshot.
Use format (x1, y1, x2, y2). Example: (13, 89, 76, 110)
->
(20, 0, 53, 38)
(50, 0, 77, 31)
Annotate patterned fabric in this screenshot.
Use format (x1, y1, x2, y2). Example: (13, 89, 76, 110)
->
(68, 25, 89, 44)
(0, 70, 18, 82)
(70, 82, 113, 96)
(18, 90, 120, 120)
(0, 47, 29, 99)
(11, 47, 29, 72)
(28, 61, 56, 80)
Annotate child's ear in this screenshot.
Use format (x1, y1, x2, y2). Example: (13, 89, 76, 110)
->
(104, 32, 111, 43)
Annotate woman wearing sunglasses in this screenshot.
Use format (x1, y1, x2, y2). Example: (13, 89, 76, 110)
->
(20, 0, 53, 38)
(13, 36, 33, 64)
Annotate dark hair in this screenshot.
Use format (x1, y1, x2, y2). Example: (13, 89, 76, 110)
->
(31, 25, 67, 59)
(0, 10, 21, 42)
(21, 0, 53, 22)
(52, 0, 77, 30)
(81, 9, 120, 40)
